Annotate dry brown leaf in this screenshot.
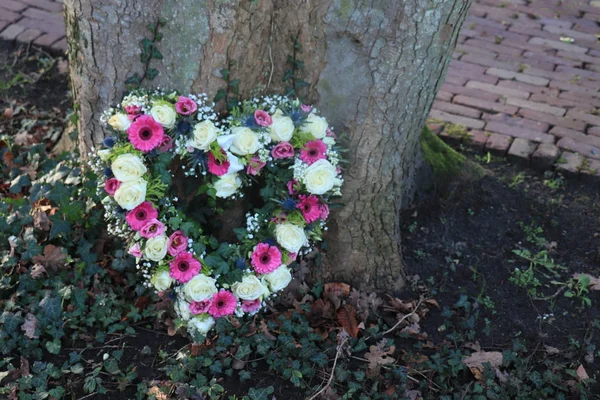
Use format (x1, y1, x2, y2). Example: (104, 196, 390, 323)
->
(324, 282, 351, 297)
(336, 305, 360, 338)
(400, 322, 421, 335)
(364, 340, 396, 376)
(32, 210, 51, 231)
(259, 319, 277, 341)
(147, 386, 168, 400)
(30, 263, 46, 279)
(543, 345, 560, 355)
(3, 108, 13, 119)
(463, 351, 503, 380)
(404, 390, 422, 400)
(165, 318, 176, 336)
(32, 245, 66, 270)
(386, 295, 414, 313)
(576, 364, 589, 381)
(21, 313, 38, 339)
(20, 165, 37, 180)
(425, 298, 440, 308)
(573, 273, 600, 290)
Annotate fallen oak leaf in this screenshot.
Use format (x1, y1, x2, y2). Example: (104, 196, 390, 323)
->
(30, 263, 46, 279)
(32, 210, 51, 231)
(31, 245, 66, 270)
(336, 304, 359, 338)
(364, 339, 396, 376)
(463, 351, 503, 380)
(21, 313, 38, 339)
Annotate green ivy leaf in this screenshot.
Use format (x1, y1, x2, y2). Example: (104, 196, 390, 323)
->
(146, 68, 159, 80)
(248, 386, 274, 400)
(45, 339, 61, 354)
(39, 294, 62, 321)
(49, 215, 71, 240)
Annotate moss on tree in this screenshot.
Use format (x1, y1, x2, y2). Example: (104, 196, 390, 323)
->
(420, 125, 466, 183)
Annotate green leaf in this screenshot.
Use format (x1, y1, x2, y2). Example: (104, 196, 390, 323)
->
(45, 339, 61, 354)
(49, 215, 71, 240)
(248, 386, 274, 400)
(103, 359, 121, 375)
(39, 294, 62, 321)
(146, 68, 159, 80)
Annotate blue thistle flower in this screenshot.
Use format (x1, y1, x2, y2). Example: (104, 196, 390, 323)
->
(115, 206, 125, 214)
(290, 112, 301, 123)
(264, 238, 276, 246)
(235, 258, 246, 270)
(243, 115, 258, 128)
(282, 198, 297, 211)
(167, 290, 177, 301)
(103, 137, 116, 148)
(104, 167, 113, 177)
(188, 149, 207, 171)
(176, 120, 192, 136)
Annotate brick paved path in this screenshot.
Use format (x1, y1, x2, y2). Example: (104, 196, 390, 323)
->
(0, 0, 65, 51)
(429, 0, 600, 179)
(1, 0, 600, 177)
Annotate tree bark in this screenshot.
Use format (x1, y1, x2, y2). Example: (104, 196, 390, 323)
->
(64, 0, 471, 292)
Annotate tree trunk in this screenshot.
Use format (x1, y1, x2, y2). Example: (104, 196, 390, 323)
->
(64, 0, 471, 292)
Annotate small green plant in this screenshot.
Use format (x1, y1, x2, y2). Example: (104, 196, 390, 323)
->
(510, 266, 542, 296)
(509, 172, 526, 188)
(552, 275, 593, 307)
(518, 222, 547, 248)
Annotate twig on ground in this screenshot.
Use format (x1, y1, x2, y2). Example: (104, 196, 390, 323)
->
(306, 335, 348, 400)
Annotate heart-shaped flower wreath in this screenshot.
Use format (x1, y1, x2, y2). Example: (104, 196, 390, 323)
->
(92, 89, 343, 340)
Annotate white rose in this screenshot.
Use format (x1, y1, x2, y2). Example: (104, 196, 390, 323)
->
(269, 110, 295, 142)
(175, 297, 192, 320)
(323, 136, 336, 147)
(144, 235, 168, 262)
(187, 315, 215, 336)
(189, 120, 218, 151)
(264, 265, 293, 292)
(151, 269, 173, 292)
(301, 113, 328, 139)
(214, 173, 242, 198)
(150, 103, 177, 129)
(113, 178, 147, 210)
(111, 154, 147, 182)
(303, 159, 336, 195)
(275, 223, 307, 254)
(107, 113, 131, 131)
(232, 275, 267, 300)
(97, 149, 112, 161)
(230, 127, 260, 155)
(183, 274, 218, 302)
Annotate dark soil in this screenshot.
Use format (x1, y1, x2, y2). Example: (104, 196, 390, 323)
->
(403, 156, 600, 375)
(3, 38, 600, 398)
(0, 40, 70, 112)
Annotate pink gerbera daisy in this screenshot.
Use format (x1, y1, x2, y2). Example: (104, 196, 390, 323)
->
(104, 178, 120, 196)
(127, 115, 165, 152)
(189, 299, 212, 315)
(254, 110, 272, 127)
(297, 194, 321, 224)
(139, 218, 166, 238)
(251, 243, 282, 274)
(126, 201, 158, 231)
(207, 150, 230, 176)
(241, 299, 262, 314)
(208, 290, 237, 317)
(299, 140, 327, 165)
(168, 230, 188, 256)
(169, 252, 202, 283)
(175, 96, 198, 115)
(319, 203, 330, 220)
